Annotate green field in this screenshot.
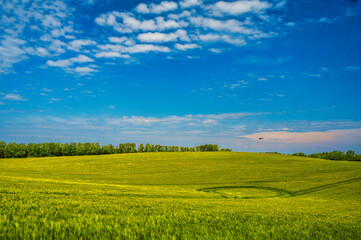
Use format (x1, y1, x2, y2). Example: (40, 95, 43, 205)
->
(1, 152, 361, 239)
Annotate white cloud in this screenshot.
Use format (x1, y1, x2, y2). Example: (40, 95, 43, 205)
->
(95, 12, 184, 33)
(74, 66, 97, 73)
(137, 30, 189, 43)
(269, 92, 284, 97)
(47, 54, 93, 67)
(135, 3, 150, 14)
(70, 54, 94, 63)
(302, 73, 321, 77)
(99, 44, 171, 54)
(41, 88, 53, 92)
(156, 16, 188, 29)
(105, 112, 262, 126)
(127, 44, 171, 53)
(47, 59, 72, 67)
(175, 43, 201, 51)
(257, 77, 268, 81)
(108, 36, 135, 45)
(95, 52, 130, 58)
(136, 1, 178, 14)
(223, 80, 249, 89)
(210, 0, 272, 16)
(198, 33, 246, 45)
(2, 93, 28, 101)
(42, 15, 62, 28)
(35, 47, 50, 57)
(209, 48, 222, 53)
(0, 0, 75, 73)
(190, 16, 258, 34)
(67, 39, 97, 51)
(344, 66, 361, 71)
(49, 98, 62, 103)
(179, 0, 203, 8)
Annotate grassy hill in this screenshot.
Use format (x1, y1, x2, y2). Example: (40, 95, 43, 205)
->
(1, 152, 361, 239)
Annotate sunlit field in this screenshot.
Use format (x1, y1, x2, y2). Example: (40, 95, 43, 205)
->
(1, 152, 361, 239)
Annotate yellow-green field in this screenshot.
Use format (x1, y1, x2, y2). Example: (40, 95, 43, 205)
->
(1, 152, 361, 239)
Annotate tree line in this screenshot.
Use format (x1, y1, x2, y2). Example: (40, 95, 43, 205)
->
(266, 150, 361, 161)
(291, 150, 361, 161)
(0, 141, 231, 158)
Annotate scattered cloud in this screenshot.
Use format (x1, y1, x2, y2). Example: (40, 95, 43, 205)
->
(0, 0, 75, 73)
(67, 39, 97, 52)
(302, 73, 321, 77)
(41, 88, 53, 92)
(208, 48, 222, 53)
(135, 1, 178, 14)
(209, 0, 272, 16)
(238, 55, 292, 65)
(223, 80, 249, 89)
(179, 0, 203, 9)
(2, 93, 28, 101)
(74, 66, 98, 74)
(175, 43, 201, 51)
(46, 55, 94, 71)
(0, 0, 290, 73)
(95, 52, 131, 58)
(269, 92, 284, 97)
(137, 30, 189, 43)
(344, 66, 361, 71)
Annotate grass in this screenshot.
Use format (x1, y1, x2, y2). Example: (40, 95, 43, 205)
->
(0, 152, 361, 239)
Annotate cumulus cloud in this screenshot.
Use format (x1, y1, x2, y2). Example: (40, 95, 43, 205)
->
(198, 33, 246, 45)
(190, 16, 259, 34)
(67, 39, 97, 51)
(208, 48, 222, 53)
(74, 66, 98, 73)
(209, 0, 272, 16)
(0, 0, 289, 72)
(46, 54, 94, 67)
(2, 93, 28, 101)
(179, 0, 203, 9)
(108, 36, 135, 45)
(47, 59, 72, 67)
(71, 54, 94, 63)
(137, 30, 189, 43)
(98, 44, 171, 54)
(95, 12, 185, 33)
(95, 52, 130, 58)
(135, 1, 178, 14)
(0, 0, 75, 73)
(175, 43, 201, 51)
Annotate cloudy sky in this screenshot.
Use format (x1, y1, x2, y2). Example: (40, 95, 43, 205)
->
(1, 0, 361, 153)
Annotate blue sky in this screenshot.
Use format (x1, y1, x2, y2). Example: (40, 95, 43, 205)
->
(1, 0, 361, 153)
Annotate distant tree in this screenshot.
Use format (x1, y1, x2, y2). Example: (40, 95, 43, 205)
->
(138, 144, 144, 153)
(0, 141, 6, 158)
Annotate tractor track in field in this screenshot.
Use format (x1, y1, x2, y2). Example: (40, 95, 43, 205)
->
(1, 175, 361, 199)
(292, 177, 361, 196)
(197, 177, 361, 199)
